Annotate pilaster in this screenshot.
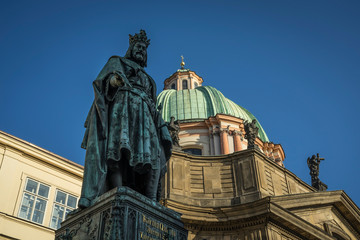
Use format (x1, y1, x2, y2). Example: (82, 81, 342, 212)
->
(220, 128, 230, 155)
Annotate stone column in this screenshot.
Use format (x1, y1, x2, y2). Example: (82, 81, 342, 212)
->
(233, 131, 243, 152)
(220, 128, 230, 155)
(212, 130, 221, 155)
(209, 129, 215, 155)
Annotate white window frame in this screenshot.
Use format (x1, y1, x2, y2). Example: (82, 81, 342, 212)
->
(49, 189, 78, 229)
(18, 178, 50, 225)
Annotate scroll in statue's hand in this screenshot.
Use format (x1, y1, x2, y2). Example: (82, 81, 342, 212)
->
(109, 73, 125, 88)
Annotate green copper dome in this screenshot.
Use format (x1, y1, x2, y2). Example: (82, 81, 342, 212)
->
(157, 86, 269, 142)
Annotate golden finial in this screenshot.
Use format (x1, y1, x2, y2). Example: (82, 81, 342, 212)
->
(180, 55, 185, 69)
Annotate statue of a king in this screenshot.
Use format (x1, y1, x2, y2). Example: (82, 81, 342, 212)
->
(78, 30, 172, 209)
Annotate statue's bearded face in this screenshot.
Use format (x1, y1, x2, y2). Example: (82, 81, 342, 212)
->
(131, 42, 147, 66)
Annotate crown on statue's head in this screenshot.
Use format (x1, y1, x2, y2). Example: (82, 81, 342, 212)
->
(129, 29, 150, 47)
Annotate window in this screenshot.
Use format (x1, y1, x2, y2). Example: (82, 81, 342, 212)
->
(182, 80, 188, 89)
(18, 178, 49, 224)
(194, 82, 198, 88)
(50, 190, 78, 229)
(171, 83, 176, 89)
(183, 148, 202, 155)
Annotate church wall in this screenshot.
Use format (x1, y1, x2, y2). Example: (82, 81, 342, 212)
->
(179, 129, 211, 155)
(163, 150, 314, 210)
(267, 224, 302, 240)
(227, 134, 234, 153)
(291, 206, 359, 239)
(255, 154, 313, 198)
(185, 220, 319, 240)
(235, 227, 268, 240)
(213, 133, 221, 155)
(187, 226, 267, 240)
(241, 141, 247, 150)
(164, 152, 237, 206)
(179, 116, 285, 165)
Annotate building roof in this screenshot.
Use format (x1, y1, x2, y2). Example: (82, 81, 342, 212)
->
(157, 86, 269, 142)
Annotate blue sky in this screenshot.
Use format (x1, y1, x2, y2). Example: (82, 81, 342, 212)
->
(1, 1, 360, 206)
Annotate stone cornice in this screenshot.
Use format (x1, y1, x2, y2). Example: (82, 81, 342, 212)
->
(268, 202, 334, 239)
(178, 121, 208, 130)
(170, 149, 312, 192)
(0, 211, 55, 233)
(164, 197, 335, 239)
(0, 130, 83, 178)
(270, 191, 360, 235)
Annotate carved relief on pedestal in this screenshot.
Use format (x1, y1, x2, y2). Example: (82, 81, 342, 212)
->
(56, 213, 99, 240)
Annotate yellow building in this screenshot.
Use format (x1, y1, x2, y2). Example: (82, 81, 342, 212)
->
(1, 65, 360, 240)
(0, 131, 83, 240)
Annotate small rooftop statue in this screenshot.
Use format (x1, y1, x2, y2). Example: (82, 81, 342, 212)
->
(167, 116, 181, 150)
(78, 30, 172, 209)
(307, 153, 328, 191)
(244, 119, 259, 149)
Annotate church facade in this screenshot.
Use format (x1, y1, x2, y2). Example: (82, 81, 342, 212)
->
(0, 65, 359, 239)
(157, 66, 360, 240)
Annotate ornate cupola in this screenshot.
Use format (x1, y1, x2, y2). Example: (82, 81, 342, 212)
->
(157, 58, 285, 165)
(163, 56, 204, 90)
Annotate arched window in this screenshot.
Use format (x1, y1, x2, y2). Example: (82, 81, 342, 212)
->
(171, 83, 176, 89)
(183, 148, 202, 155)
(182, 80, 188, 89)
(194, 82, 198, 88)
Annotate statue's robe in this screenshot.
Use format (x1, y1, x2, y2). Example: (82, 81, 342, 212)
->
(79, 56, 172, 208)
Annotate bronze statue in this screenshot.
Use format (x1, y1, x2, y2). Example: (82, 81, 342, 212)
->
(244, 119, 259, 149)
(167, 116, 180, 148)
(307, 153, 327, 191)
(78, 30, 172, 209)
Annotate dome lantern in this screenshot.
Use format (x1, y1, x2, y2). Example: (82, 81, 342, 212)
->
(163, 57, 203, 91)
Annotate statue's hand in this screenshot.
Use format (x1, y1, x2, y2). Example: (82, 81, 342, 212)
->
(110, 74, 124, 88)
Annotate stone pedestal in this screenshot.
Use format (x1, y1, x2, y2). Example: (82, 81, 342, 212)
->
(247, 144, 260, 151)
(55, 187, 187, 240)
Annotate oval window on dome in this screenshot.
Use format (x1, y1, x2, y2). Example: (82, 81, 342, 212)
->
(182, 80, 188, 89)
(183, 148, 202, 155)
